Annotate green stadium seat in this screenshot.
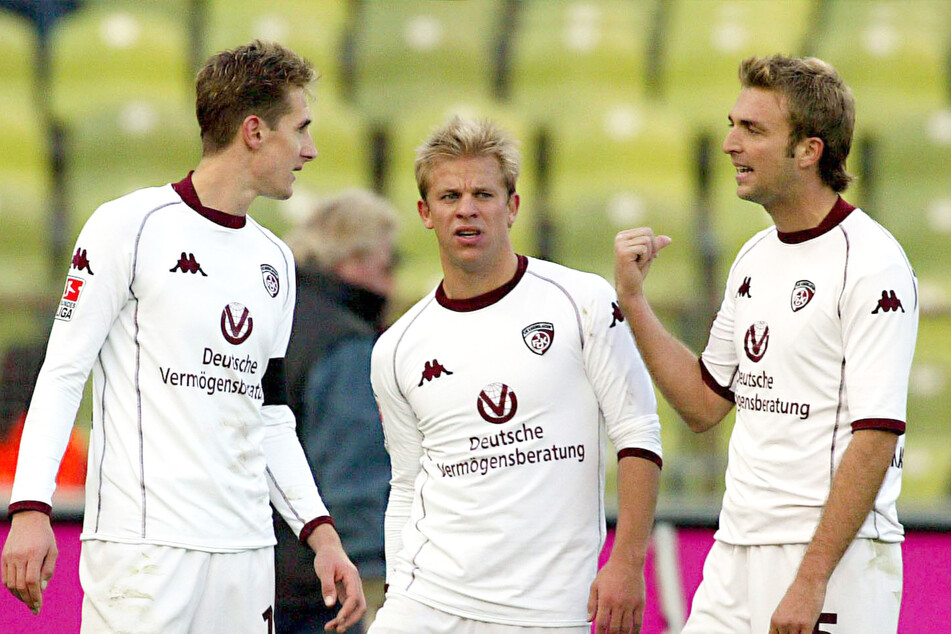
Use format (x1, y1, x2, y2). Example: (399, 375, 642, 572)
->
(546, 101, 695, 306)
(203, 0, 349, 101)
(349, 0, 503, 121)
(809, 0, 951, 132)
(660, 0, 816, 130)
(49, 1, 191, 122)
(508, 0, 658, 123)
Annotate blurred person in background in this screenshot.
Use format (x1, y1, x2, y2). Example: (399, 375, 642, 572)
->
(615, 54, 917, 634)
(369, 116, 662, 634)
(276, 189, 399, 633)
(1, 40, 365, 632)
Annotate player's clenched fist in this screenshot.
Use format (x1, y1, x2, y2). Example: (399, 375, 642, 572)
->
(613, 228, 672, 300)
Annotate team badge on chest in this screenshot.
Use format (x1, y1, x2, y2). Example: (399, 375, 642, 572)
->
(261, 264, 280, 298)
(522, 322, 554, 355)
(791, 280, 815, 312)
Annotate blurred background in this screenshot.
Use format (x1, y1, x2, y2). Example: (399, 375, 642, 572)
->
(1, 0, 949, 522)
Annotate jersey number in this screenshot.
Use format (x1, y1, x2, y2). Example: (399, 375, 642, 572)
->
(262, 606, 274, 634)
(814, 612, 838, 634)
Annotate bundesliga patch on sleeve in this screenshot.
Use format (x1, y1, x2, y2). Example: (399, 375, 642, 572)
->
(55, 275, 86, 321)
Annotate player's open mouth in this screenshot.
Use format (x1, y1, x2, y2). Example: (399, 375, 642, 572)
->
(456, 229, 480, 237)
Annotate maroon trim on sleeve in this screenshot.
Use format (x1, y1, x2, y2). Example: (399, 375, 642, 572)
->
(699, 359, 735, 403)
(436, 255, 528, 312)
(851, 418, 905, 435)
(618, 448, 663, 469)
(777, 197, 855, 244)
(298, 515, 336, 546)
(8, 501, 52, 518)
(172, 172, 247, 229)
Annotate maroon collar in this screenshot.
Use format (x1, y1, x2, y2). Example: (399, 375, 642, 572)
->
(777, 196, 855, 244)
(436, 255, 528, 312)
(172, 172, 246, 229)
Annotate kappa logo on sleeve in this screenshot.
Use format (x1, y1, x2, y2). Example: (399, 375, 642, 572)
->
(71, 248, 95, 274)
(871, 290, 905, 314)
(609, 301, 625, 328)
(55, 276, 86, 321)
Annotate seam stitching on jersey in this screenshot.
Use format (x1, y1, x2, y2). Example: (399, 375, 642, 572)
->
(525, 270, 584, 348)
(266, 465, 306, 525)
(94, 351, 108, 533)
(130, 200, 180, 538)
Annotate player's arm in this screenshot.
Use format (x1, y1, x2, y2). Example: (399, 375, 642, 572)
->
(770, 429, 898, 633)
(589, 455, 660, 634)
(614, 228, 733, 431)
(4, 203, 134, 614)
(370, 334, 423, 589)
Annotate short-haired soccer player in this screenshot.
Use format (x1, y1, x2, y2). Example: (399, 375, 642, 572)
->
(369, 116, 663, 634)
(2, 40, 365, 632)
(615, 55, 918, 634)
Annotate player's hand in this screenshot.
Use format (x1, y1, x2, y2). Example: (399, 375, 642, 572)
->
(1, 510, 58, 615)
(307, 524, 366, 632)
(769, 576, 827, 634)
(614, 229, 672, 300)
(587, 557, 645, 634)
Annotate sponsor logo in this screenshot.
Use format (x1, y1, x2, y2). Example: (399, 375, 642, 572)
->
(521, 322, 554, 355)
(261, 264, 279, 298)
(170, 252, 207, 276)
(609, 301, 625, 328)
(872, 290, 904, 314)
(477, 382, 518, 424)
(418, 359, 452, 386)
(737, 276, 752, 298)
(55, 276, 86, 321)
(220, 302, 253, 345)
(743, 321, 769, 362)
(791, 280, 815, 312)
(71, 248, 94, 275)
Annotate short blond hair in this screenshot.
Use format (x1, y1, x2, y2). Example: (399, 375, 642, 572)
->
(286, 190, 399, 271)
(414, 116, 520, 201)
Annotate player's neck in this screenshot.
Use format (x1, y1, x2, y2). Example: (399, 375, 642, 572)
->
(190, 154, 256, 217)
(440, 252, 519, 300)
(765, 186, 839, 234)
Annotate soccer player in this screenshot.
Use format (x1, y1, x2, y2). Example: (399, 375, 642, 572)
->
(614, 55, 918, 634)
(369, 116, 663, 634)
(1, 40, 365, 632)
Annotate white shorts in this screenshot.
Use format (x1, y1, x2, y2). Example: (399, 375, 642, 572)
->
(367, 593, 589, 634)
(682, 538, 902, 634)
(79, 540, 275, 634)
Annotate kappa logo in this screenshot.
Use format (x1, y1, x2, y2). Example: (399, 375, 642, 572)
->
(220, 302, 253, 345)
(418, 359, 453, 386)
(737, 276, 752, 298)
(54, 276, 86, 321)
(71, 248, 95, 275)
(743, 321, 769, 362)
(791, 280, 815, 312)
(609, 302, 625, 328)
(261, 264, 280, 298)
(170, 252, 207, 276)
(477, 382, 518, 424)
(872, 290, 905, 314)
(522, 322, 554, 355)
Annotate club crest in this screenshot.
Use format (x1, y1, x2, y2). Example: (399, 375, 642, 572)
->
(522, 322, 554, 355)
(261, 264, 280, 298)
(791, 280, 815, 312)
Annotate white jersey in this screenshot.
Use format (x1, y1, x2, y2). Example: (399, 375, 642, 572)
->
(10, 177, 330, 552)
(701, 199, 918, 546)
(370, 256, 662, 626)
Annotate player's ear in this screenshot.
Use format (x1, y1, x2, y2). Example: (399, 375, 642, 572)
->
(242, 115, 266, 150)
(797, 136, 824, 170)
(506, 192, 520, 228)
(418, 199, 434, 230)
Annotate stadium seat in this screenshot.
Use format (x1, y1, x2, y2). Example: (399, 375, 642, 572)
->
(659, 0, 816, 130)
(508, 0, 659, 123)
(349, 0, 503, 121)
(809, 0, 951, 132)
(49, 1, 191, 122)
